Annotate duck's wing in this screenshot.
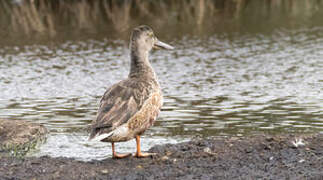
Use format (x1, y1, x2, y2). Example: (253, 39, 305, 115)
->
(89, 79, 150, 140)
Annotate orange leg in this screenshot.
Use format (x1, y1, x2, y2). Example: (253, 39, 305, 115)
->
(135, 135, 156, 158)
(111, 142, 131, 159)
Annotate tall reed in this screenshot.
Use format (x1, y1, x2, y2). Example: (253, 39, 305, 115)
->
(0, 0, 322, 43)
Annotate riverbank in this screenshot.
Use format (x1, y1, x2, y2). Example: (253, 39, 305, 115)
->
(0, 134, 322, 179)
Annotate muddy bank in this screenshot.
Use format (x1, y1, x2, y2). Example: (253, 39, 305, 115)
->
(0, 134, 322, 179)
(0, 119, 47, 157)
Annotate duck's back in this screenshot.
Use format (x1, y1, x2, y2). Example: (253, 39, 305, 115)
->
(89, 77, 162, 141)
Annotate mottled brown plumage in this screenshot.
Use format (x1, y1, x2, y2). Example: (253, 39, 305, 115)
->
(89, 25, 174, 158)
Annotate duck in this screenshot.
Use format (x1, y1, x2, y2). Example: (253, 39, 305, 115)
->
(89, 25, 174, 158)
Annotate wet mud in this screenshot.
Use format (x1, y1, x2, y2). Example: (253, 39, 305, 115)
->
(0, 134, 322, 180)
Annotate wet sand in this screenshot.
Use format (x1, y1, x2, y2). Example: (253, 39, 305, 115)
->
(0, 134, 322, 180)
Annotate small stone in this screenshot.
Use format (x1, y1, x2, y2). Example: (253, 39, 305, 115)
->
(101, 169, 109, 174)
(136, 165, 143, 169)
(245, 148, 253, 153)
(161, 156, 169, 161)
(292, 138, 305, 148)
(203, 147, 212, 153)
(299, 159, 305, 163)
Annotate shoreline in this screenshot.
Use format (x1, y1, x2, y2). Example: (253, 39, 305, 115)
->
(0, 134, 322, 179)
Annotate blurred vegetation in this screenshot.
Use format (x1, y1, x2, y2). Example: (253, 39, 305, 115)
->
(0, 0, 322, 44)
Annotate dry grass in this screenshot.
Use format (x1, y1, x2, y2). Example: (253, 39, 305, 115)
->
(0, 0, 322, 41)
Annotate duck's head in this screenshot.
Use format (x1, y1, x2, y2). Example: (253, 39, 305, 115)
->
(130, 25, 174, 53)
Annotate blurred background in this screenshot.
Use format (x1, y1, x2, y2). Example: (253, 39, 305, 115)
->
(0, 0, 322, 160)
(1, 0, 323, 44)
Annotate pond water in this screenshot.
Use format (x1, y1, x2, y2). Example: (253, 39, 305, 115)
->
(0, 26, 322, 160)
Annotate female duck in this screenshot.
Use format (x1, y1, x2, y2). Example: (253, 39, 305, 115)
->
(89, 25, 174, 158)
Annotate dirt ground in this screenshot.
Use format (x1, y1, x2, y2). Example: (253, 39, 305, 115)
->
(0, 134, 322, 180)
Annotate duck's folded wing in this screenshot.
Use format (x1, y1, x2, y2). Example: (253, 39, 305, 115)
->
(89, 81, 149, 140)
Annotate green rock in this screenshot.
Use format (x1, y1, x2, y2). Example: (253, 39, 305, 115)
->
(0, 119, 47, 157)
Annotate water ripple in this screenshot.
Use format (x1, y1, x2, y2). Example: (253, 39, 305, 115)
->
(0, 28, 322, 160)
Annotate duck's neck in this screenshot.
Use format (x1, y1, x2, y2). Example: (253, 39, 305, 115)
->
(129, 45, 155, 79)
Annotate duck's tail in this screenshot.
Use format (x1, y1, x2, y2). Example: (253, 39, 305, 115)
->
(89, 131, 114, 141)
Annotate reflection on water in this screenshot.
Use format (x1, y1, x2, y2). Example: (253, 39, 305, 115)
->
(0, 27, 323, 160)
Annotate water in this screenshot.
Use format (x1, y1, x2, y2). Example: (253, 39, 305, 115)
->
(0, 27, 322, 160)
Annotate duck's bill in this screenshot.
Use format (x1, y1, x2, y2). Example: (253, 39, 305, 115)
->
(154, 39, 174, 50)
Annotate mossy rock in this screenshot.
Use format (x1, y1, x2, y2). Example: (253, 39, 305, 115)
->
(0, 119, 47, 157)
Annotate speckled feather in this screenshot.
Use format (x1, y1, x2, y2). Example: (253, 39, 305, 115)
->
(89, 76, 162, 141)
